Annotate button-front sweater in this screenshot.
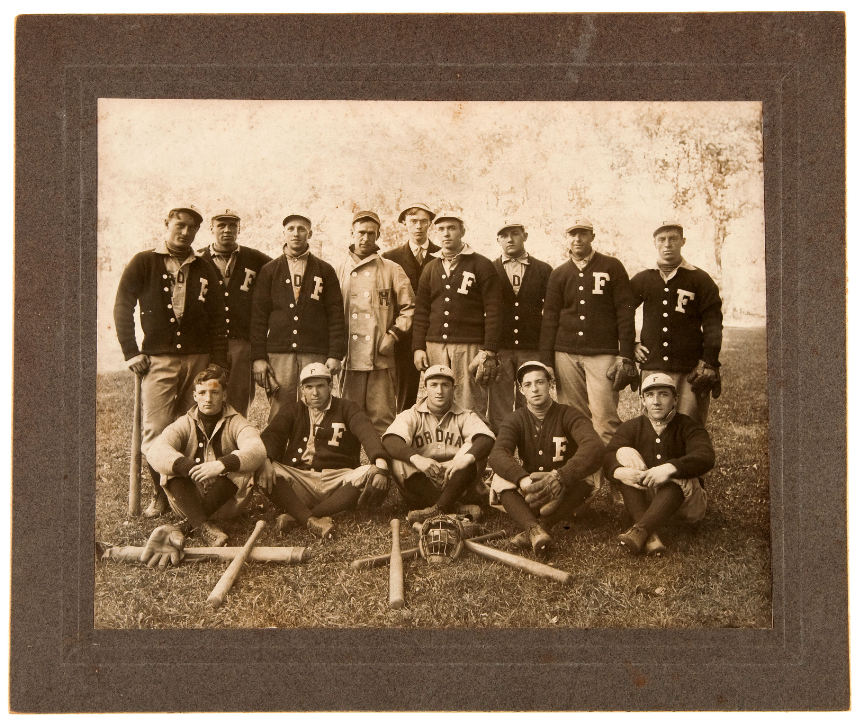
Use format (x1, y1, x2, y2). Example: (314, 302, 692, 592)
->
(493, 255, 552, 350)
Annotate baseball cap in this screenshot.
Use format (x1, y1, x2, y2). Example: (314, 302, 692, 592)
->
(653, 220, 684, 237)
(211, 209, 240, 222)
(299, 362, 333, 384)
(282, 213, 312, 228)
(515, 360, 554, 383)
(641, 372, 677, 393)
(423, 364, 455, 383)
(497, 221, 526, 236)
(168, 205, 203, 226)
(352, 210, 381, 227)
(398, 202, 436, 223)
(565, 220, 594, 234)
(433, 211, 464, 226)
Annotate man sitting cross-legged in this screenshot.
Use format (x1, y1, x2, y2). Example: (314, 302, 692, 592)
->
(382, 365, 495, 524)
(255, 362, 391, 539)
(603, 372, 714, 555)
(146, 364, 267, 546)
(488, 361, 605, 556)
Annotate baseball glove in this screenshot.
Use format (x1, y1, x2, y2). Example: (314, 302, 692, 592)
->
(606, 356, 640, 392)
(521, 472, 564, 514)
(139, 524, 185, 569)
(357, 465, 391, 509)
(468, 350, 500, 386)
(686, 360, 722, 398)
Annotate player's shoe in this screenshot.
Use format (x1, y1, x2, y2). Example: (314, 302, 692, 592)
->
(306, 516, 334, 539)
(455, 504, 483, 522)
(142, 489, 170, 518)
(509, 524, 552, 556)
(644, 532, 666, 556)
(199, 520, 228, 547)
(275, 513, 296, 534)
(617, 525, 648, 554)
(406, 504, 441, 525)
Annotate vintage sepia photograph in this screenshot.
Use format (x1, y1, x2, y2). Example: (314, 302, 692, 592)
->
(94, 98, 769, 630)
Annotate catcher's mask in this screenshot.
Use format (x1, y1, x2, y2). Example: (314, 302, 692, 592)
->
(418, 514, 464, 564)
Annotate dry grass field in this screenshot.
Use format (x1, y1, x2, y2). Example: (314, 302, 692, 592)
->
(94, 326, 770, 629)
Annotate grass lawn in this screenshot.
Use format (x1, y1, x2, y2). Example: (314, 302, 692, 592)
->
(94, 326, 770, 629)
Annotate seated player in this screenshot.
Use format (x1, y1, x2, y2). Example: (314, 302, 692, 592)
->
(146, 364, 267, 546)
(488, 361, 605, 556)
(382, 364, 495, 524)
(255, 362, 391, 539)
(603, 372, 714, 555)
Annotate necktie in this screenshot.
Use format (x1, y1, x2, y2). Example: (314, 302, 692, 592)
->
(415, 248, 424, 267)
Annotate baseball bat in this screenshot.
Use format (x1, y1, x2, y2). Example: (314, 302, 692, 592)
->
(462, 540, 574, 585)
(98, 544, 310, 564)
(128, 372, 142, 517)
(351, 529, 507, 570)
(206, 520, 266, 608)
(388, 519, 404, 608)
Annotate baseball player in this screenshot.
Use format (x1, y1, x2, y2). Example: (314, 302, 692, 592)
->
(381, 202, 440, 410)
(250, 213, 346, 422)
(113, 204, 228, 518)
(382, 365, 495, 524)
(603, 372, 714, 555)
(539, 220, 638, 450)
(337, 210, 415, 434)
(488, 361, 605, 555)
(487, 222, 553, 431)
(198, 209, 272, 416)
(255, 362, 391, 539)
(412, 212, 502, 416)
(631, 221, 723, 425)
(146, 364, 267, 546)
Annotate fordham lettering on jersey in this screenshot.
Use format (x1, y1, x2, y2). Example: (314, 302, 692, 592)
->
(413, 429, 466, 449)
(197, 277, 209, 302)
(240, 268, 257, 291)
(457, 270, 476, 295)
(327, 422, 346, 446)
(592, 271, 610, 294)
(676, 289, 695, 313)
(311, 275, 324, 300)
(552, 436, 567, 462)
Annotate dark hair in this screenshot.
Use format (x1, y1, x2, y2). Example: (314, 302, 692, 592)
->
(403, 207, 434, 221)
(517, 365, 550, 385)
(194, 364, 228, 389)
(167, 208, 201, 226)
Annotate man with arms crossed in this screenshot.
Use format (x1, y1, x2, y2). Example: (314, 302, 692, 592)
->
(114, 204, 228, 518)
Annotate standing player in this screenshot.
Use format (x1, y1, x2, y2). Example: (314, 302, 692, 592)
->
(382, 202, 440, 410)
(146, 365, 267, 546)
(250, 213, 346, 421)
(114, 204, 228, 518)
(255, 363, 391, 539)
(488, 361, 605, 555)
(337, 210, 415, 434)
(488, 221, 553, 431)
(539, 220, 638, 448)
(412, 212, 502, 415)
(382, 365, 495, 524)
(198, 209, 271, 416)
(603, 373, 714, 555)
(631, 221, 723, 425)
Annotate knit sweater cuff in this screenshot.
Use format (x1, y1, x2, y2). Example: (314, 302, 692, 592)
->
(172, 456, 195, 477)
(219, 454, 242, 472)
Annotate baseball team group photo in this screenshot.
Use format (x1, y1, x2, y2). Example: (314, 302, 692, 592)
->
(94, 99, 770, 629)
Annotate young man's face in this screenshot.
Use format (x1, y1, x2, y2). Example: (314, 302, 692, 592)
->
(641, 386, 677, 421)
(653, 228, 686, 267)
(567, 228, 595, 259)
(283, 219, 311, 256)
(193, 379, 225, 416)
(497, 227, 528, 258)
(425, 377, 454, 412)
(165, 211, 200, 249)
(352, 220, 380, 258)
(519, 369, 552, 408)
(403, 210, 433, 243)
(300, 378, 332, 409)
(211, 218, 239, 247)
(435, 220, 465, 253)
